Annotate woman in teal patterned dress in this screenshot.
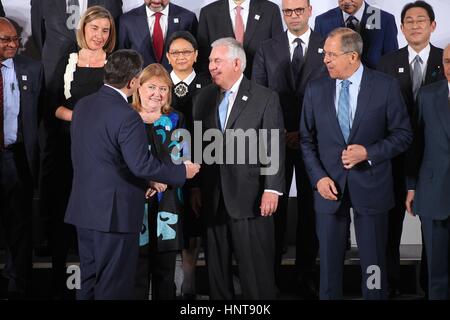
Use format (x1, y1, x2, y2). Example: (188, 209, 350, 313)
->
(132, 63, 186, 300)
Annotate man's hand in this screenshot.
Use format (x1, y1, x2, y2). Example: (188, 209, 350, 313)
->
(184, 161, 200, 179)
(286, 131, 300, 150)
(190, 188, 202, 218)
(260, 192, 279, 216)
(149, 181, 167, 193)
(145, 188, 156, 199)
(317, 177, 339, 201)
(405, 190, 415, 216)
(342, 144, 368, 169)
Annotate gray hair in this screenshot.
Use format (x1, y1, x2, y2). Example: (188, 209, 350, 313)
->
(211, 37, 247, 72)
(327, 27, 363, 57)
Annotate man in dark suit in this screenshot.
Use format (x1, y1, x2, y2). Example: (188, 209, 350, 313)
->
(377, 0, 445, 298)
(64, 49, 199, 300)
(197, 0, 283, 79)
(314, 0, 398, 69)
(0, 18, 44, 298)
(406, 44, 450, 300)
(192, 37, 285, 299)
(252, 0, 324, 298)
(300, 28, 412, 299)
(118, 0, 198, 70)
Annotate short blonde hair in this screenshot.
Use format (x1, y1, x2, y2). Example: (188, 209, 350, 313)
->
(76, 6, 116, 53)
(132, 63, 173, 115)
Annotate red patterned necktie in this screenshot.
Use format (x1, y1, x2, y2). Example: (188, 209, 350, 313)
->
(153, 12, 164, 63)
(235, 5, 244, 44)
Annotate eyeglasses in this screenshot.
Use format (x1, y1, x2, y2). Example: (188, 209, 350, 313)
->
(0, 36, 22, 45)
(323, 50, 354, 60)
(146, 84, 169, 94)
(168, 50, 195, 57)
(403, 18, 430, 28)
(282, 7, 307, 17)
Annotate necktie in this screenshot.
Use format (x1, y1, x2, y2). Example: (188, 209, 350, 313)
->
(346, 16, 359, 32)
(411, 55, 423, 101)
(235, 6, 244, 44)
(218, 91, 232, 131)
(338, 80, 351, 143)
(0, 63, 4, 150)
(153, 12, 164, 63)
(291, 38, 304, 85)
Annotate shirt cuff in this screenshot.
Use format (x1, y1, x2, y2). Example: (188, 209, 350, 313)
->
(264, 189, 283, 196)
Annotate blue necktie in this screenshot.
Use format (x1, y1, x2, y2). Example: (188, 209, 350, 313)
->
(338, 80, 351, 142)
(218, 91, 232, 131)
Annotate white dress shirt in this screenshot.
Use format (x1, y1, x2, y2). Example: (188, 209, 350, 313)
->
(170, 70, 196, 86)
(408, 44, 431, 83)
(104, 84, 128, 102)
(146, 4, 170, 40)
(287, 28, 311, 61)
(229, 0, 251, 33)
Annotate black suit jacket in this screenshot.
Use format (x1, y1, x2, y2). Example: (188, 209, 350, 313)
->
(378, 44, 444, 117)
(30, 0, 122, 90)
(252, 30, 326, 132)
(192, 77, 285, 220)
(12, 54, 45, 183)
(118, 3, 198, 70)
(197, 0, 283, 78)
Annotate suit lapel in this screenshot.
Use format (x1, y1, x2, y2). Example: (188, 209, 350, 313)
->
(226, 78, 251, 130)
(424, 45, 444, 85)
(300, 31, 323, 88)
(348, 68, 373, 142)
(278, 32, 295, 91)
(13, 57, 29, 118)
(324, 78, 344, 141)
(396, 47, 413, 94)
(434, 83, 450, 141)
(136, 5, 156, 63)
(244, 0, 261, 49)
(219, 0, 235, 39)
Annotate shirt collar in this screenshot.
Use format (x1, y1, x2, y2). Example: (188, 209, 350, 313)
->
(343, 1, 365, 23)
(170, 70, 196, 86)
(146, 3, 170, 18)
(337, 63, 364, 87)
(104, 84, 128, 102)
(228, 73, 244, 95)
(1, 58, 14, 68)
(407, 44, 431, 64)
(229, 0, 250, 12)
(287, 28, 311, 48)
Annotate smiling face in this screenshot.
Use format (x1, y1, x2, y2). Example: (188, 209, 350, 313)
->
(0, 20, 19, 62)
(144, 0, 170, 12)
(338, 0, 363, 15)
(401, 7, 435, 50)
(282, 0, 312, 36)
(167, 38, 198, 74)
(209, 45, 242, 90)
(84, 18, 111, 51)
(138, 76, 170, 112)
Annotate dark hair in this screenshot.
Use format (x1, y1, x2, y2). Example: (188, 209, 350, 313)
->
(401, 1, 435, 23)
(166, 31, 198, 52)
(104, 49, 143, 88)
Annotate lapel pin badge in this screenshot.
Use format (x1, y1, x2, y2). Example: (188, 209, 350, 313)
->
(196, 84, 202, 89)
(398, 68, 404, 73)
(318, 48, 323, 53)
(254, 14, 260, 20)
(23, 85, 28, 90)
(22, 75, 28, 81)
(174, 18, 179, 24)
(242, 95, 248, 101)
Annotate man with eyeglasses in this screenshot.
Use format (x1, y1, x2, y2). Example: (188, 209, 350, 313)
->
(119, 0, 197, 70)
(378, 0, 446, 299)
(252, 0, 325, 299)
(0, 17, 44, 299)
(197, 0, 283, 79)
(300, 27, 412, 299)
(314, 0, 398, 69)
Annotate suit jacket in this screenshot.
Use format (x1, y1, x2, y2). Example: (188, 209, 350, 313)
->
(197, 0, 283, 78)
(0, 1, 4, 17)
(64, 85, 186, 233)
(314, 2, 398, 69)
(30, 0, 123, 90)
(192, 77, 285, 220)
(378, 44, 444, 117)
(252, 29, 326, 132)
(406, 80, 450, 220)
(300, 68, 412, 215)
(12, 54, 44, 183)
(118, 3, 198, 70)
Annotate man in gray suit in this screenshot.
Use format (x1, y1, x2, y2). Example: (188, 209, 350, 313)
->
(406, 44, 450, 300)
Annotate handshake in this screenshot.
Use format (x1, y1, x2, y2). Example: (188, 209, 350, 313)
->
(145, 161, 200, 198)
